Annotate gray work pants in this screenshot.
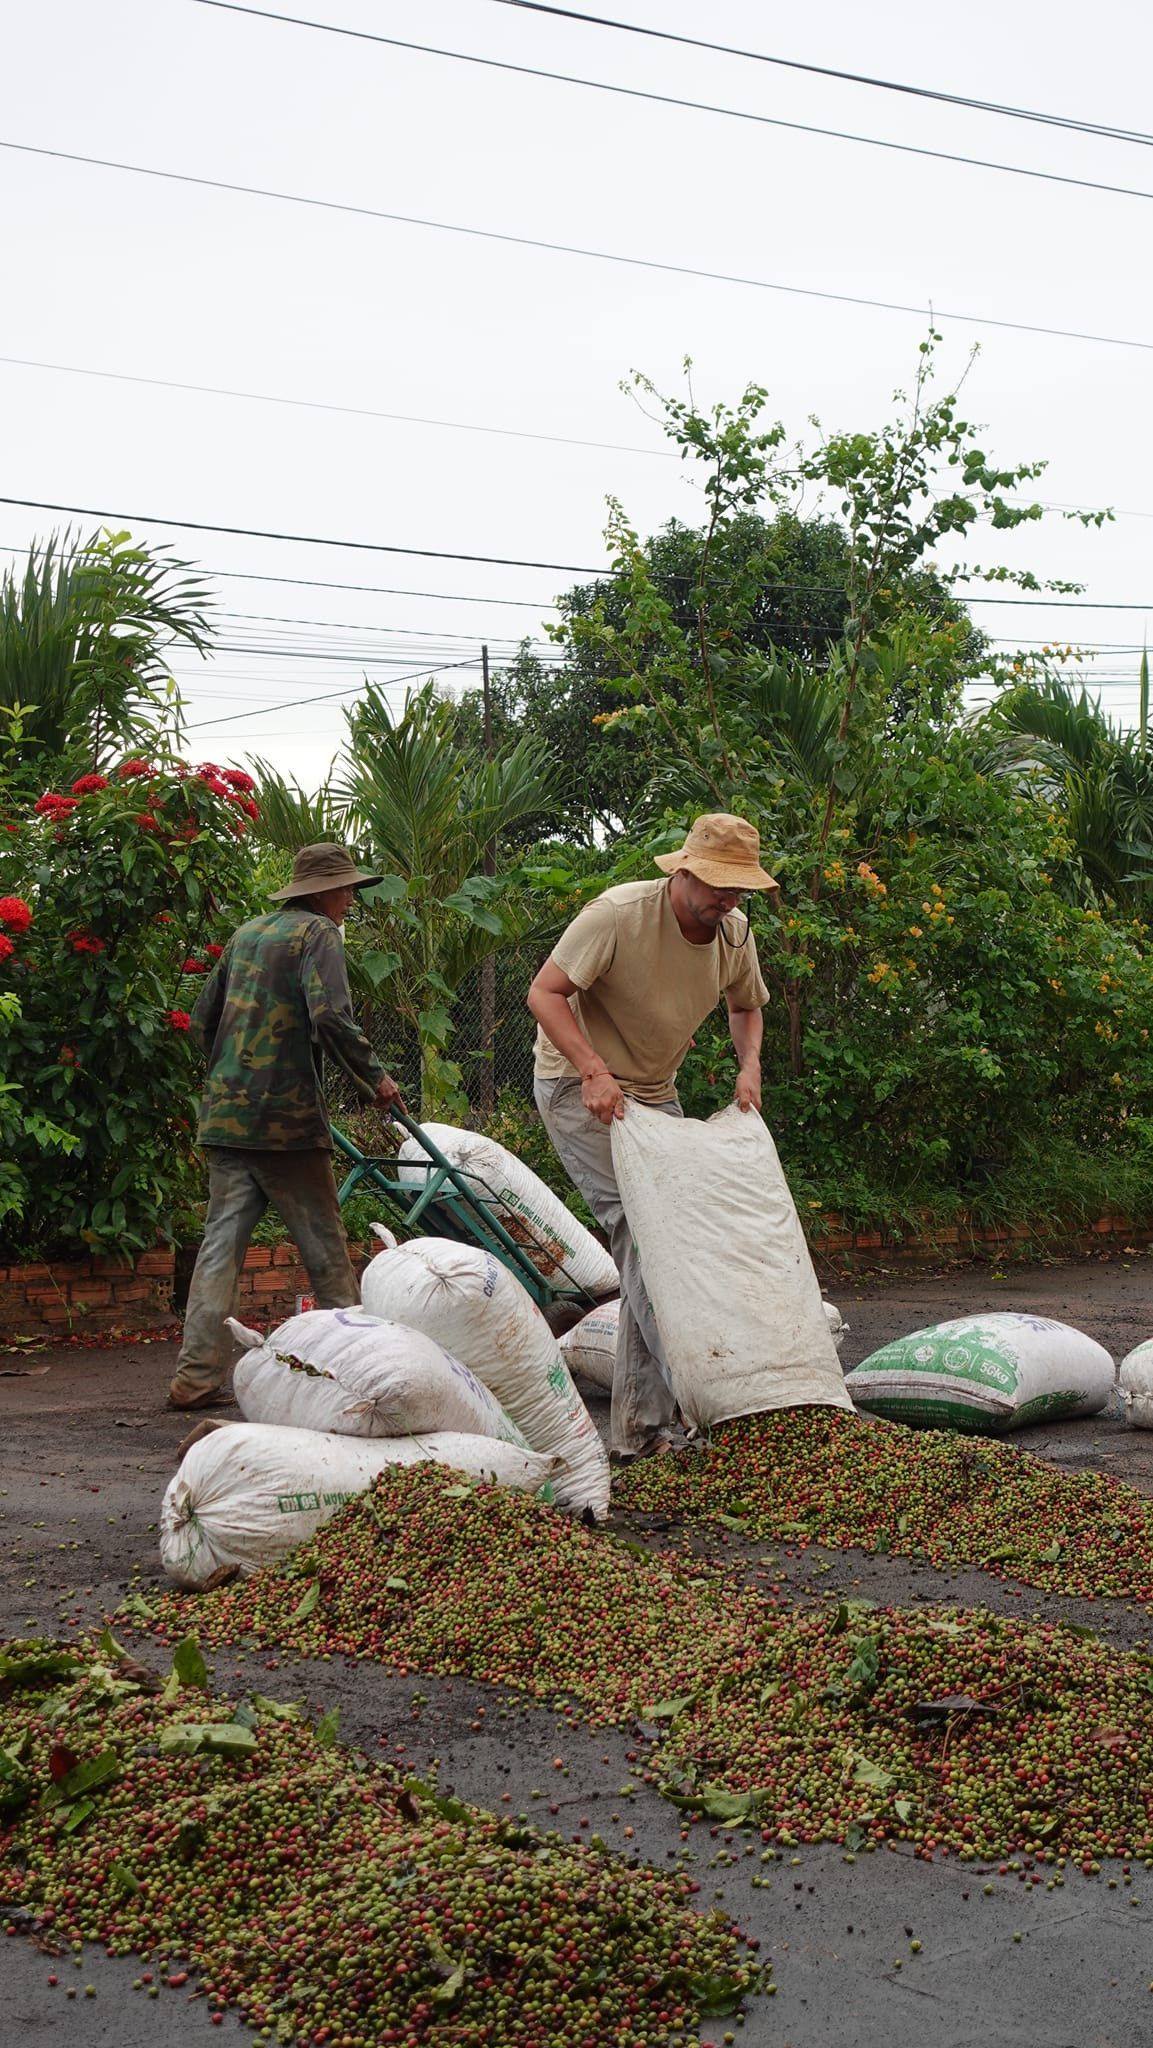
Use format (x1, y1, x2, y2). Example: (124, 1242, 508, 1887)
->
(172, 1148, 359, 1396)
(534, 1077, 681, 1457)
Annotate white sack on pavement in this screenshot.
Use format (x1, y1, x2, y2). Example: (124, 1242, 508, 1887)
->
(558, 1298, 619, 1393)
(397, 1122, 618, 1296)
(847, 1313, 1114, 1433)
(1118, 1338, 1153, 1427)
(823, 1301, 847, 1350)
(609, 1101, 853, 1429)
(228, 1307, 527, 1447)
(160, 1421, 556, 1587)
(361, 1236, 611, 1519)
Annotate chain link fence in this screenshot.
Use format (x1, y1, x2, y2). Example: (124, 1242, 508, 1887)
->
(329, 948, 542, 1126)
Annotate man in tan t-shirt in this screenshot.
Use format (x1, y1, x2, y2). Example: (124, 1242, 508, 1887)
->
(528, 813, 778, 1460)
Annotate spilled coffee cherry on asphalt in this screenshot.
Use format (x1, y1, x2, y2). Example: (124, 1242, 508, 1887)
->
(139, 1465, 754, 1723)
(132, 1466, 1153, 1866)
(614, 1407, 1153, 1602)
(0, 1637, 758, 2045)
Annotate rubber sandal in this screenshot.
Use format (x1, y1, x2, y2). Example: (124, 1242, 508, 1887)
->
(167, 1383, 229, 1412)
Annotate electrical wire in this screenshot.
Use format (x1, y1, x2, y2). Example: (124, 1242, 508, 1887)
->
(3, 138, 1151, 355)
(5, 363, 1152, 530)
(4, 506, 1153, 615)
(186, 2, 1153, 207)
(182, 656, 482, 729)
(0, 352, 669, 461)
(0, 492, 607, 575)
(486, 0, 1153, 150)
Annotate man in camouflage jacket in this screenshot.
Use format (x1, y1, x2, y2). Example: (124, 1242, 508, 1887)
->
(167, 843, 403, 1409)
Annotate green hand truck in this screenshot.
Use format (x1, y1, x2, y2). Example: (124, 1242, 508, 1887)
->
(331, 1108, 602, 1320)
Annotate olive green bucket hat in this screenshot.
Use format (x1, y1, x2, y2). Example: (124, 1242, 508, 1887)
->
(269, 842, 384, 902)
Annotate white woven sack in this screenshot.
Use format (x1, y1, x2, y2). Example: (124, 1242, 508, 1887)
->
(847, 1313, 1114, 1433)
(559, 1299, 619, 1393)
(610, 1102, 853, 1429)
(1119, 1338, 1153, 1428)
(227, 1307, 527, 1447)
(160, 1422, 556, 1587)
(824, 1302, 848, 1351)
(558, 1295, 844, 1393)
(396, 1122, 618, 1296)
(362, 1236, 610, 1520)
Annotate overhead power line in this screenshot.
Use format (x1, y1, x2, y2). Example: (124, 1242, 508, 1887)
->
(183, 656, 481, 730)
(0, 540, 560, 609)
(3, 138, 1151, 355)
(488, 0, 1153, 149)
(188, 1, 1153, 208)
(0, 352, 668, 460)
(4, 498, 1153, 612)
(0, 493, 607, 575)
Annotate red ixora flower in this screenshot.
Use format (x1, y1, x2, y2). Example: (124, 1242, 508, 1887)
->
(155, 912, 173, 925)
(0, 932, 14, 965)
(222, 769, 255, 792)
(181, 957, 206, 973)
(33, 793, 79, 819)
(242, 797, 260, 821)
(0, 895, 32, 933)
(71, 773, 109, 795)
(166, 1009, 192, 1031)
(204, 942, 224, 958)
(199, 776, 232, 799)
(133, 812, 162, 830)
(118, 758, 153, 779)
(58, 1044, 78, 1066)
(69, 932, 106, 955)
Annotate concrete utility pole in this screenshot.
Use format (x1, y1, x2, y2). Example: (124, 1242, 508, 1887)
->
(477, 643, 496, 1116)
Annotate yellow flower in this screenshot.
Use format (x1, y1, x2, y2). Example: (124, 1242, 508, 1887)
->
(908, 925, 923, 938)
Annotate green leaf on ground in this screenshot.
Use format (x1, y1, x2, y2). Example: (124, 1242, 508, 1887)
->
(171, 1636, 208, 1689)
(315, 1706, 341, 1749)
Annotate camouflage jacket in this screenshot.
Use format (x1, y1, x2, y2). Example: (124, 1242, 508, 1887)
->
(191, 908, 386, 1150)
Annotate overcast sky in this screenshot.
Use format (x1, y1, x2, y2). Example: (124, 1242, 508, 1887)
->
(4, 0, 1152, 787)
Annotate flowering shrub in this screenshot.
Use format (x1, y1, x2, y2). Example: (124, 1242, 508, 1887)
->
(676, 736, 1153, 1232)
(0, 759, 259, 1255)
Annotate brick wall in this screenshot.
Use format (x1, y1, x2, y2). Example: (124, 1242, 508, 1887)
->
(2, 1218, 1150, 1341)
(0, 1244, 364, 1341)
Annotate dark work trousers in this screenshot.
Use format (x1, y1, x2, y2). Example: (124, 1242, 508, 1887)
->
(170, 1148, 359, 1397)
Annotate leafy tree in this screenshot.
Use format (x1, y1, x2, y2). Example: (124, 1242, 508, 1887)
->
(975, 677, 1153, 908)
(0, 529, 211, 792)
(254, 683, 563, 1117)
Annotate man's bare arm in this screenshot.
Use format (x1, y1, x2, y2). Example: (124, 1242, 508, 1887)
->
(527, 958, 625, 1125)
(727, 1001, 764, 1113)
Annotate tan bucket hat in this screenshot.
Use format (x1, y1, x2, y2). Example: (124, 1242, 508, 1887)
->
(269, 842, 384, 902)
(654, 813, 779, 895)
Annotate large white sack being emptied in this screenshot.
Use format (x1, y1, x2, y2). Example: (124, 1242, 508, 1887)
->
(397, 1122, 618, 1297)
(1114, 1338, 1153, 1429)
(610, 1102, 853, 1430)
(362, 1237, 611, 1520)
(160, 1421, 556, 1588)
(847, 1314, 1114, 1434)
(559, 1298, 619, 1393)
(228, 1307, 528, 1448)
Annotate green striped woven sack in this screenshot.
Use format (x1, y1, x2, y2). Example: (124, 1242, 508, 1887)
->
(845, 1313, 1114, 1434)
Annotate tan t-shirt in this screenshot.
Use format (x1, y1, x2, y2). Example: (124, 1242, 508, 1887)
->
(533, 878, 770, 1103)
